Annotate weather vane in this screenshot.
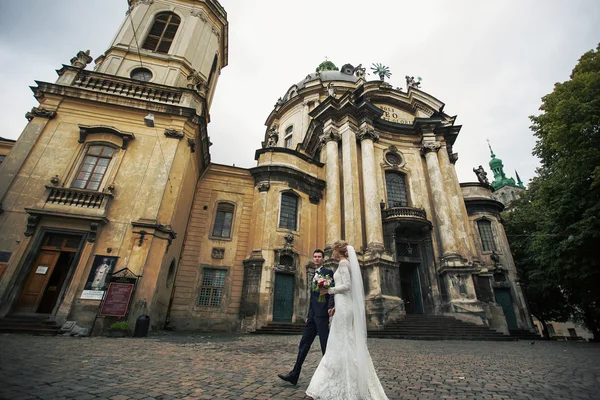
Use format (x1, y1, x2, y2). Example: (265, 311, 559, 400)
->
(371, 63, 391, 81)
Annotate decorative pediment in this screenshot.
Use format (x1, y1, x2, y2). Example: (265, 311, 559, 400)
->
(79, 125, 134, 149)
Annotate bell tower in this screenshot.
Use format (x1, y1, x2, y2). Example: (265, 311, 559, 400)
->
(94, 0, 228, 110)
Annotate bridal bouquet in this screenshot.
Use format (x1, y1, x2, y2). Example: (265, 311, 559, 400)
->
(313, 273, 334, 302)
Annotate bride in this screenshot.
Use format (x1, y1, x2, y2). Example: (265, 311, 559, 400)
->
(306, 240, 389, 400)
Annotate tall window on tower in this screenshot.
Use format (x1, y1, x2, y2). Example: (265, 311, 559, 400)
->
(284, 126, 293, 149)
(142, 12, 181, 54)
(477, 219, 497, 252)
(385, 172, 408, 207)
(72, 145, 115, 191)
(279, 192, 298, 230)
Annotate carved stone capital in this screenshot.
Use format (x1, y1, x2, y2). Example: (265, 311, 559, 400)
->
(356, 127, 379, 143)
(70, 50, 93, 69)
(190, 8, 208, 22)
(164, 129, 184, 139)
(320, 128, 341, 145)
(25, 107, 57, 121)
(257, 181, 270, 192)
(186, 69, 208, 96)
(449, 152, 459, 164)
(420, 141, 441, 156)
(211, 26, 221, 42)
(128, 0, 153, 13)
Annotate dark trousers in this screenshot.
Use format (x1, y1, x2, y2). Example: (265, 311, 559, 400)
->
(291, 316, 330, 376)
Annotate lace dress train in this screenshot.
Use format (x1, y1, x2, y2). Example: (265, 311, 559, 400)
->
(305, 260, 389, 400)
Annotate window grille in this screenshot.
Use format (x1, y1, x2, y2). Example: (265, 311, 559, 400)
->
(279, 193, 298, 230)
(198, 269, 226, 307)
(142, 12, 181, 53)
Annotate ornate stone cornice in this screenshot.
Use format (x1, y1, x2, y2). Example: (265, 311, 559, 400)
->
(250, 165, 326, 204)
(420, 141, 441, 156)
(25, 107, 57, 121)
(79, 125, 134, 149)
(164, 129, 184, 139)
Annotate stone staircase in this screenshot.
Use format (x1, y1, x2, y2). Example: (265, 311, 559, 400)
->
(0, 315, 62, 335)
(368, 314, 516, 341)
(509, 329, 543, 341)
(252, 322, 306, 335)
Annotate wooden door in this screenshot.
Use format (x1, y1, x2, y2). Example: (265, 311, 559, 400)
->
(273, 273, 294, 322)
(16, 250, 61, 313)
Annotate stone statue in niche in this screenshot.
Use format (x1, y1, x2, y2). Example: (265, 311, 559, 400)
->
(473, 165, 489, 185)
(265, 125, 279, 148)
(326, 82, 336, 97)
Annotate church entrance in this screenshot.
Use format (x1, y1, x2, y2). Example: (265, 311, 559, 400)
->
(272, 272, 294, 322)
(494, 288, 518, 329)
(15, 233, 82, 315)
(399, 262, 423, 314)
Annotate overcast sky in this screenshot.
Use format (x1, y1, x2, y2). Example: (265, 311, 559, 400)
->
(1, 0, 599, 184)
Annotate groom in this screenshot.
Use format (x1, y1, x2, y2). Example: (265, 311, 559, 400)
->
(278, 249, 335, 385)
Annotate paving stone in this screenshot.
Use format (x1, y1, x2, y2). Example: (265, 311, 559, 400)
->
(1, 333, 599, 399)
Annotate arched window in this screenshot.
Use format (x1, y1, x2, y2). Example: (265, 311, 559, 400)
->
(212, 202, 234, 238)
(385, 172, 408, 207)
(72, 145, 116, 191)
(284, 126, 293, 149)
(142, 12, 181, 54)
(477, 219, 496, 252)
(279, 192, 298, 230)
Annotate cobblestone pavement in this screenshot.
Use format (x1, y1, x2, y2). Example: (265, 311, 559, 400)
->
(1, 333, 599, 400)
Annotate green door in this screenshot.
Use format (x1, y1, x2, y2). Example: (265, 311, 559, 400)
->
(410, 267, 423, 314)
(494, 288, 518, 329)
(273, 273, 294, 322)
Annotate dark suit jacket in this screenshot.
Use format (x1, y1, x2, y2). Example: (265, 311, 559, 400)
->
(307, 267, 335, 318)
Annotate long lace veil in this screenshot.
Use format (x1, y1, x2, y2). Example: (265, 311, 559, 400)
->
(347, 245, 368, 398)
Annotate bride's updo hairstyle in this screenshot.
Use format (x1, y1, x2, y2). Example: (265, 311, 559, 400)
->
(332, 240, 349, 258)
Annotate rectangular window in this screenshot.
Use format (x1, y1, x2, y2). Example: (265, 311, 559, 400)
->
(72, 145, 115, 191)
(568, 328, 577, 337)
(279, 193, 298, 230)
(477, 219, 496, 252)
(385, 172, 408, 207)
(212, 203, 234, 238)
(198, 268, 226, 307)
(284, 135, 293, 149)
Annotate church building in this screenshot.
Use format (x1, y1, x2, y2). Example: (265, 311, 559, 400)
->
(0, 0, 533, 336)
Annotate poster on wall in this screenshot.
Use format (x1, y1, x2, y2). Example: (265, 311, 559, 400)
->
(80, 255, 118, 300)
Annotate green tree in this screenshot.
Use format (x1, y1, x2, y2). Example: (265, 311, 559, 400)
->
(509, 43, 600, 340)
(502, 192, 571, 338)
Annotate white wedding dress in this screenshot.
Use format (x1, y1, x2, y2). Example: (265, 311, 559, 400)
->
(306, 247, 389, 400)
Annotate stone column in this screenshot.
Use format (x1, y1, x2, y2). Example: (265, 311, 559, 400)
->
(421, 141, 460, 259)
(341, 123, 363, 248)
(249, 181, 270, 255)
(357, 125, 384, 253)
(322, 123, 341, 248)
(0, 107, 56, 209)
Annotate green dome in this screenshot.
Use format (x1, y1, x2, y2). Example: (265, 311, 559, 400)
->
(316, 60, 339, 72)
(489, 155, 503, 168)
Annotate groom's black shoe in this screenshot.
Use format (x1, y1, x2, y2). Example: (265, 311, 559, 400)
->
(277, 371, 299, 385)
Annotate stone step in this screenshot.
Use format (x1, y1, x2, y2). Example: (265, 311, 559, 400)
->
(0, 316, 61, 335)
(367, 334, 516, 341)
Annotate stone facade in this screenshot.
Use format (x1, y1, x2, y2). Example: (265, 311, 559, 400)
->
(0, 1, 532, 336)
